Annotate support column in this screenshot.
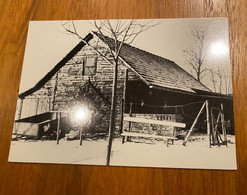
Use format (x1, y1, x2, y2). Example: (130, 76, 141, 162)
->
(17, 98, 24, 120)
(35, 98, 39, 115)
(56, 112, 61, 144)
(120, 68, 128, 134)
(127, 102, 133, 142)
(206, 100, 211, 148)
(52, 72, 58, 111)
(221, 103, 227, 146)
(80, 124, 83, 146)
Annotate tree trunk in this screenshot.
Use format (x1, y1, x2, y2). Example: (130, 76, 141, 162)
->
(106, 58, 118, 166)
(197, 73, 200, 82)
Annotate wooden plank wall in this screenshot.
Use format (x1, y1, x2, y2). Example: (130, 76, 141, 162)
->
(0, 0, 246, 194)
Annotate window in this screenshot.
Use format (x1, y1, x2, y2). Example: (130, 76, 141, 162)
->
(82, 55, 97, 76)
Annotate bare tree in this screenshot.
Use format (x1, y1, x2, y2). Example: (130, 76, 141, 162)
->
(62, 20, 159, 165)
(223, 70, 232, 94)
(208, 69, 217, 92)
(208, 67, 232, 94)
(183, 23, 209, 82)
(216, 67, 223, 93)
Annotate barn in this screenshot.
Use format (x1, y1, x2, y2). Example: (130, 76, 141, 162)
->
(13, 32, 234, 141)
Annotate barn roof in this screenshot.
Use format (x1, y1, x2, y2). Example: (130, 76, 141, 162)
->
(19, 32, 214, 99)
(93, 32, 211, 94)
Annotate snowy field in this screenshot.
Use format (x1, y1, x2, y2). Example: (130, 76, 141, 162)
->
(8, 135, 237, 170)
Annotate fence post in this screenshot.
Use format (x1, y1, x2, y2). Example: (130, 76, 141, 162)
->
(56, 112, 61, 144)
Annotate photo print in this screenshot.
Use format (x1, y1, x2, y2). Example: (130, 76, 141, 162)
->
(9, 18, 236, 169)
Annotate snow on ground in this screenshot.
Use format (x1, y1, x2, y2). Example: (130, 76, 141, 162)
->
(8, 135, 237, 170)
(9, 139, 109, 165)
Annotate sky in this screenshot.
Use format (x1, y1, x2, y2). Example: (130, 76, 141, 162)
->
(19, 18, 232, 94)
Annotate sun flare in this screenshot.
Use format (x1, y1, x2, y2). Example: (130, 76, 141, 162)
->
(211, 41, 228, 56)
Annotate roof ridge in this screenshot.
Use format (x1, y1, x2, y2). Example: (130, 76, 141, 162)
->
(93, 31, 175, 63)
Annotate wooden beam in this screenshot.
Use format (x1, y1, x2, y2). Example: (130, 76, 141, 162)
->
(52, 72, 58, 111)
(120, 68, 128, 134)
(210, 107, 215, 146)
(17, 98, 24, 120)
(38, 119, 52, 125)
(124, 116, 186, 128)
(214, 112, 221, 146)
(221, 103, 228, 146)
(127, 102, 133, 142)
(80, 124, 83, 146)
(206, 100, 211, 147)
(56, 112, 61, 145)
(121, 132, 177, 140)
(35, 98, 39, 115)
(183, 101, 206, 146)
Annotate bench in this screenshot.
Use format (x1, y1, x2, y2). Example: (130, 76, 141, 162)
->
(121, 132, 178, 147)
(121, 115, 185, 147)
(124, 116, 186, 128)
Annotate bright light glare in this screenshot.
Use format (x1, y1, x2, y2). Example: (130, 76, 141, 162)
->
(72, 106, 90, 123)
(211, 41, 228, 56)
(75, 109, 87, 121)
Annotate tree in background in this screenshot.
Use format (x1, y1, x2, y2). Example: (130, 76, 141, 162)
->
(208, 67, 232, 94)
(183, 21, 232, 94)
(183, 23, 209, 83)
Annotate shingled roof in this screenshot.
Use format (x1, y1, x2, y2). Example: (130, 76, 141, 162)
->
(19, 32, 212, 99)
(93, 32, 211, 94)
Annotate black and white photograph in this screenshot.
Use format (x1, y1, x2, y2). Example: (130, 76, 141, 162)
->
(8, 18, 236, 170)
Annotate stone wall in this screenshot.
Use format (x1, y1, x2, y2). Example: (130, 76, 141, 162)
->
(19, 37, 129, 133)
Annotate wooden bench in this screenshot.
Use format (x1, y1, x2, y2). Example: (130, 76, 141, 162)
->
(124, 116, 186, 128)
(121, 115, 185, 147)
(121, 132, 178, 147)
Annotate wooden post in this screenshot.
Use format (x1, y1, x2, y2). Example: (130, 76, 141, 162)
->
(183, 101, 206, 146)
(120, 99, 125, 134)
(205, 100, 211, 147)
(17, 98, 24, 120)
(127, 102, 133, 142)
(210, 109, 214, 146)
(120, 69, 128, 134)
(35, 98, 39, 115)
(56, 112, 61, 144)
(211, 107, 225, 146)
(80, 124, 83, 146)
(122, 136, 125, 144)
(79, 125, 81, 140)
(52, 72, 58, 111)
(214, 112, 221, 146)
(221, 103, 227, 146)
